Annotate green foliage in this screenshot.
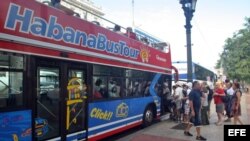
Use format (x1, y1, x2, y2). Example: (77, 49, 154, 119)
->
(217, 17, 250, 83)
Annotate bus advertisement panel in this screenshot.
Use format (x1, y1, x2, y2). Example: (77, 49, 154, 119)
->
(0, 110, 32, 141)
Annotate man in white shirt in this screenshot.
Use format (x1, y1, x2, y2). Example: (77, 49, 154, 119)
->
(206, 76, 214, 88)
(225, 82, 234, 121)
(183, 82, 192, 123)
(174, 81, 184, 122)
(226, 83, 234, 96)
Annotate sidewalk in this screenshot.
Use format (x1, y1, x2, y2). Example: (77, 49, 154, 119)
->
(128, 93, 250, 141)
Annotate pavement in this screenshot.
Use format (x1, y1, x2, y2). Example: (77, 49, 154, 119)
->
(117, 92, 250, 141)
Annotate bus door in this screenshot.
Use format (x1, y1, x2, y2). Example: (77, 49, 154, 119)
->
(35, 62, 61, 141)
(65, 67, 88, 140)
(35, 59, 88, 141)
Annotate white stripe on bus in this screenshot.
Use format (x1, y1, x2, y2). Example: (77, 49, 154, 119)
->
(46, 137, 61, 141)
(89, 114, 143, 131)
(46, 131, 87, 141)
(66, 130, 86, 138)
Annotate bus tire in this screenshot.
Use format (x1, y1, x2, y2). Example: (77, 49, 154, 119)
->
(142, 106, 153, 128)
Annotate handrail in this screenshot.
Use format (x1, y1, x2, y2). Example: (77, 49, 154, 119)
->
(0, 80, 8, 87)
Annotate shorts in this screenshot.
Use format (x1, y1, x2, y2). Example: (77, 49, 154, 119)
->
(207, 100, 212, 111)
(175, 100, 182, 110)
(184, 103, 190, 115)
(216, 103, 224, 113)
(190, 111, 201, 127)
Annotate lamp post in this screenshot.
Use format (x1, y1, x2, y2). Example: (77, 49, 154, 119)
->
(179, 0, 197, 82)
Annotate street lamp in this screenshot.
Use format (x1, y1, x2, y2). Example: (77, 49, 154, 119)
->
(179, 0, 197, 82)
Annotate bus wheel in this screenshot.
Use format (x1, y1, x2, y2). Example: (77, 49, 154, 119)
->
(142, 106, 153, 127)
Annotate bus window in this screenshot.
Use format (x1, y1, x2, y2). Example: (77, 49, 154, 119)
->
(92, 65, 125, 100)
(39, 69, 59, 102)
(36, 67, 60, 140)
(130, 79, 143, 97)
(124, 69, 152, 97)
(0, 54, 24, 108)
(108, 77, 122, 98)
(92, 76, 108, 99)
(143, 81, 151, 96)
(124, 78, 131, 97)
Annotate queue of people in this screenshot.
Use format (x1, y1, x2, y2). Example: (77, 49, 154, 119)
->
(216, 80, 243, 125)
(169, 79, 244, 141)
(92, 77, 244, 141)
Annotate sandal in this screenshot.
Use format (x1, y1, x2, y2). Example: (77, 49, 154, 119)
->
(216, 122, 222, 126)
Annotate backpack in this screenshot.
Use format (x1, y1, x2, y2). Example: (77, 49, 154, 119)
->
(207, 89, 213, 101)
(182, 89, 187, 97)
(221, 95, 229, 103)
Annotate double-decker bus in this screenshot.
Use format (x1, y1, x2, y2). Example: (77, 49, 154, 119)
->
(0, 0, 175, 140)
(172, 61, 217, 83)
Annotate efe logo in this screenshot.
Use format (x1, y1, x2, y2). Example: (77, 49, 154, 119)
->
(224, 125, 250, 140)
(228, 129, 246, 136)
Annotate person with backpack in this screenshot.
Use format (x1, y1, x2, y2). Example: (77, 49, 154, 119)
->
(224, 82, 234, 122)
(184, 81, 207, 140)
(162, 82, 170, 113)
(201, 82, 209, 125)
(173, 82, 184, 122)
(207, 85, 213, 119)
(183, 82, 192, 123)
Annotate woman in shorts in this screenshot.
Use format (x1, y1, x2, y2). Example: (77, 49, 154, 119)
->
(213, 82, 226, 126)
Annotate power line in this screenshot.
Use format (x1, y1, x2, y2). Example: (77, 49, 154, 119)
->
(193, 19, 208, 46)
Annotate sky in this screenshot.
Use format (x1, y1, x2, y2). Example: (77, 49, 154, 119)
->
(92, 0, 250, 72)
